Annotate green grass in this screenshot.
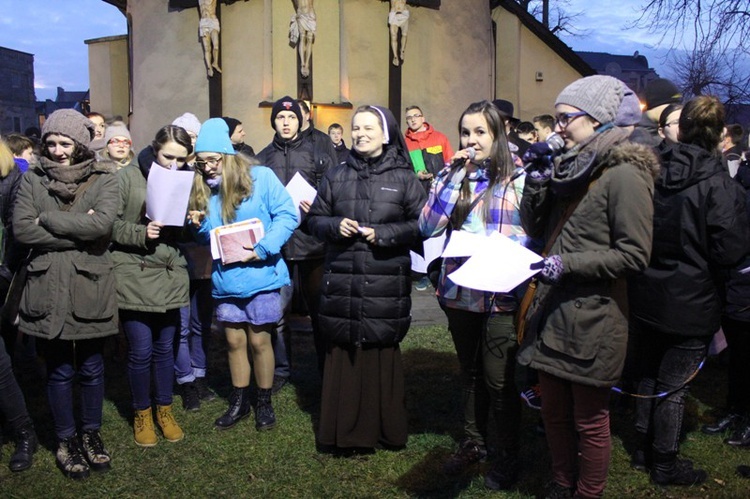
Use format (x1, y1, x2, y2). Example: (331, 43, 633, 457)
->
(1, 321, 749, 497)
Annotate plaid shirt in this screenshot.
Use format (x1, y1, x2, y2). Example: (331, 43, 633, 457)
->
(418, 163, 529, 313)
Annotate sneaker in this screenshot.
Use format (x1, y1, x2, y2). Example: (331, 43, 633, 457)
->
(271, 375, 289, 395)
(180, 382, 201, 411)
(484, 452, 519, 490)
(415, 276, 430, 291)
(195, 377, 216, 402)
(56, 435, 90, 480)
(442, 438, 487, 475)
(702, 412, 741, 435)
(80, 429, 111, 472)
(521, 384, 542, 410)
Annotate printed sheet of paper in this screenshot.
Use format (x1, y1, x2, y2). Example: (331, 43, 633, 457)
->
(447, 232, 543, 293)
(146, 163, 195, 226)
(410, 232, 447, 273)
(285, 172, 317, 225)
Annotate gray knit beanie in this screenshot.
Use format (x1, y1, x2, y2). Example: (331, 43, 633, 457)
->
(555, 75, 625, 126)
(42, 109, 96, 147)
(104, 123, 132, 144)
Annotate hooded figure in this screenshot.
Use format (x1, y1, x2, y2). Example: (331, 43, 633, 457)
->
(306, 105, 426, 452)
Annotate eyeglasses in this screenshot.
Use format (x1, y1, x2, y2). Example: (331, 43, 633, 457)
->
(161, 153, 188, 163)
(405, 114, 423, 121)
(195, 156, 222, 168)
(662, 120, 679, 128)
(108, 138, 131, 146)
(555, 111, 588, 128)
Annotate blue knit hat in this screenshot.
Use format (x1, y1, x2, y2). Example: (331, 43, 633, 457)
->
(194, 118, 236, 155)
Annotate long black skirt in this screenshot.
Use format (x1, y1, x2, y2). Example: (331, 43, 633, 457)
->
(317, 343, 408, 449)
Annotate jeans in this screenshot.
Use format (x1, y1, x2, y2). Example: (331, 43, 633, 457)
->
(721, 316, 750, 415)
(443, 307, 520, 454)
(0, 331, 32, 431)
(121, 309, 179, 410)
(175, 279, 213, 385)
(539, 372, 612, 499)
(42, 338, 106, 440)
(273, 258, 324, 377)
(634, 327, 710, 454)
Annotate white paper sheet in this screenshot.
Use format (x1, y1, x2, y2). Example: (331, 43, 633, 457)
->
(410, 232, 447, 273)
(447, 232, 543, 293)
(146, 163, 195, 226)
(285, 172, 317, 225)
(441, 230, 488, 258)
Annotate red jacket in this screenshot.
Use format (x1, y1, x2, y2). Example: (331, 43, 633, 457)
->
(405, 123, 454, 177)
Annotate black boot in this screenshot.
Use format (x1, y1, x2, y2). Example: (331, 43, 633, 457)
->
(484, 450, 519, 490)
(725, 418, 750, 447)
(195, 377, 216, 402)
(9, 423, 37, 472)
(650, 451, 707, 486)
(214, 387, 251, 430)
(630, 432, 651, 472)
(180, 381, 200, 412)
(255, 388, 276, 431)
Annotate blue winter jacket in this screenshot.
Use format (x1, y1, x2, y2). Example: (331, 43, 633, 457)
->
(193, 166, 297, 299)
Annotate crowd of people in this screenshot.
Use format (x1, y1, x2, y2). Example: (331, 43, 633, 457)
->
(1, 76, 749, 496)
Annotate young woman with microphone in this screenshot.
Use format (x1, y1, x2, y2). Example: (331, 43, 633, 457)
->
(418, 100, 527, 490)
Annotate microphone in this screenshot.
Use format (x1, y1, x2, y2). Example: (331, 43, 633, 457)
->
(449, 147, 476, 169)
(510, 133, 565, 181)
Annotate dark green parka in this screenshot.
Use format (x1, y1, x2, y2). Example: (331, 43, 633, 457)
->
(12, 158, 120, 340)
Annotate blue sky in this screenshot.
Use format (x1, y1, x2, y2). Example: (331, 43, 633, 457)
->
(0, 1, 676, 102)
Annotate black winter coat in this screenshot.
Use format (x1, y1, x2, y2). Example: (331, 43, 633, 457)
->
(257, 129, 336, 260)
(306, 148, 427, 347)
(724, 160, 750, 322)
(629, 142, 750, 336)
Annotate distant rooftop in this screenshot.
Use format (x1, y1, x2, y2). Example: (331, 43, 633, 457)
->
(576, 51, 654, 74)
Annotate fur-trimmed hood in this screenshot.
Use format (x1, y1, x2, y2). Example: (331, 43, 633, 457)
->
(602, 138, 661, 181)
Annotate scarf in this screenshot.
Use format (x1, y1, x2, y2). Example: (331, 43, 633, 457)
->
(551, 125, 629, 197)
(40, 156, 96, 202)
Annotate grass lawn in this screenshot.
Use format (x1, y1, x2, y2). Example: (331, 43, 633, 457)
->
(1, 318, 749, 498)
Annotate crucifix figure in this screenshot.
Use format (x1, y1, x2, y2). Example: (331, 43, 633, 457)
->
(199, 0, 222, 77)
(289, 0, 316, 78)
(389, 0, 409, 66)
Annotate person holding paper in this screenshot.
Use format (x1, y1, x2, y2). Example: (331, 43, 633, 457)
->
(256, 96, 337, 385)
(188, 118, 297, 432)
(306, 105, 425, 453)
(109, 124, 192, 448)
(517, 76, 658, 497)
(13, 109, 119, 479)
(418, 100, 526, 490)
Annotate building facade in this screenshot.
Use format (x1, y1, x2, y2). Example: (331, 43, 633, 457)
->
(0, 46, 37, 135)
(95, 0, 593, 150)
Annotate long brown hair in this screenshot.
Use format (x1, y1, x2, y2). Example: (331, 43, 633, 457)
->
(189, 153, 256, 224)
(451, 100, 514, 226)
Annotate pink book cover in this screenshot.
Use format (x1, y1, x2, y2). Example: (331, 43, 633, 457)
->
(217, 219, 264, 265)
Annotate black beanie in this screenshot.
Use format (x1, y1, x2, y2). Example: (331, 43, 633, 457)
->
(643, 79, 682, 110)
(221, 117, 241, 136)
(270, 96, 303, 128)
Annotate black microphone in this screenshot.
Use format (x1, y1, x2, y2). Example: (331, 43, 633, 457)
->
(448, 147, 476, 169)
(510, 133, 565, 181)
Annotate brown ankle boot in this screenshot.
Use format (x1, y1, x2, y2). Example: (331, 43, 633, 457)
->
(156, 404, 184, 443)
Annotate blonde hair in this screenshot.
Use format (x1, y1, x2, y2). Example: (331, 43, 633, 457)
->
(0, 140, 17, 178)
(189, 153, 256, 224)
